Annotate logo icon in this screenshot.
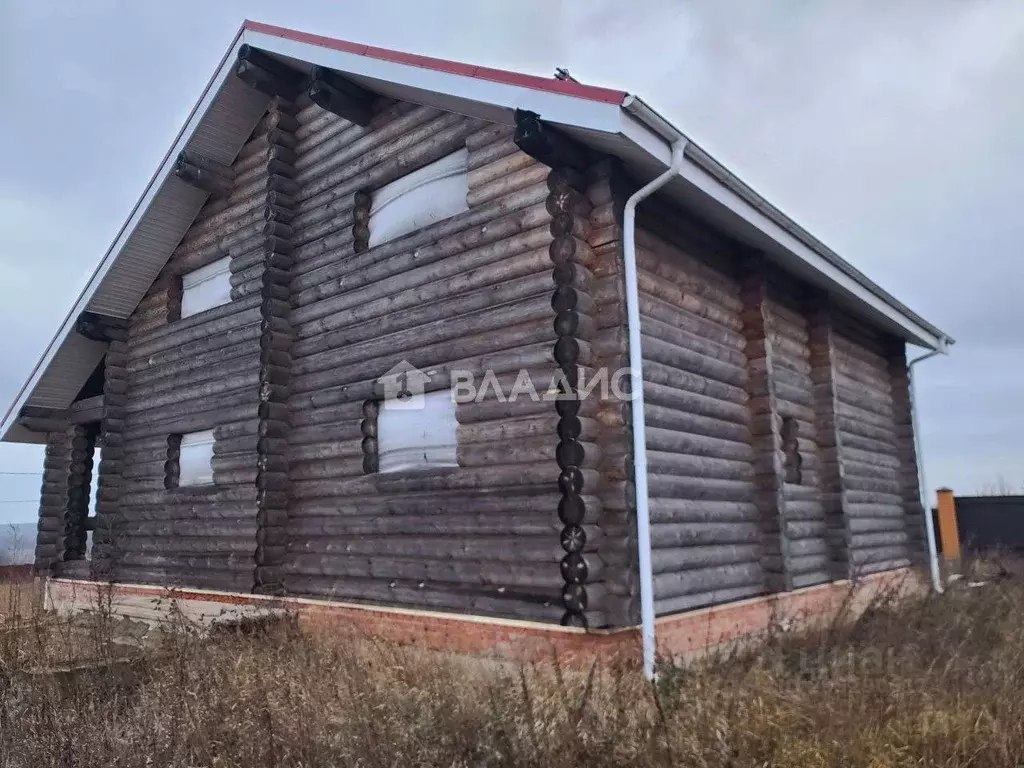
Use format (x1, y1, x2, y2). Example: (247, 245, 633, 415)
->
(376, 360, 434, 410)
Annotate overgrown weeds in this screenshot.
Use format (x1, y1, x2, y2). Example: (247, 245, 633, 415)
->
(1, 564, 1022, 767)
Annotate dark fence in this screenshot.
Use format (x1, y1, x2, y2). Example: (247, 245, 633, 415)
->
(948, 495, 1024, 554)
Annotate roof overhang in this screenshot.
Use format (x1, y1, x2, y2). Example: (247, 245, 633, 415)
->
(0, 20, 952, 443)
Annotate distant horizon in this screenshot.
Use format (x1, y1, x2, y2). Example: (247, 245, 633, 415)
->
(0, 521, 35, 565)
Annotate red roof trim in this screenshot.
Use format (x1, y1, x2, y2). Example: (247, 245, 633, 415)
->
(243, 20, 628, 105)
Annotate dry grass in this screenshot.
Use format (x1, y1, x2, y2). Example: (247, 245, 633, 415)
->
(1, 563, 1022, 767)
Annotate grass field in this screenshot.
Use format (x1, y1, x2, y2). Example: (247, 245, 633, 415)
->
(0, 562, 1021, 767)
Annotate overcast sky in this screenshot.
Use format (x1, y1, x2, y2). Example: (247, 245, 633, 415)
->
(0, 0, 1021, 526)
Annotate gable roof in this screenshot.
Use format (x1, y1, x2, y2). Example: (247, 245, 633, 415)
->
(0, 20, 953, 443)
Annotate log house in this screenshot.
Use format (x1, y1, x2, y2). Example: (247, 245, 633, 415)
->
(1, 22, 952, 640)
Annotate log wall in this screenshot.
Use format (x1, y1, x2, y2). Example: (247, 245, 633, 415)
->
(627, 203, 767, 614)
(832, 311, 919, 574)
(279, 103, 591, 623)
(88, 96, 300, 593)
(765, 273, 832, 587)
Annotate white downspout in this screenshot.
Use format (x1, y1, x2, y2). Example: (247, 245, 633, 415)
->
(909, 339, 949, 593)
(623, 140, 686, 680)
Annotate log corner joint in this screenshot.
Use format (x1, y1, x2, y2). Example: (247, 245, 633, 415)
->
(235, 44, 307, 99)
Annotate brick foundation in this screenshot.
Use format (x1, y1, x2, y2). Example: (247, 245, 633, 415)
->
(44, 567, 924, 665)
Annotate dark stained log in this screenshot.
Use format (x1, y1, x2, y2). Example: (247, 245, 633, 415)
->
(18, 407, 69, 434)
(307, 66, 373, 126)
(67, 395, 105, 425)
(34, 427, 75, 573)
(174, 150, 233, 196)
(291, 186, 549, 295)
(294, 101, 426, 178)
(468, 150, 537, 192)
(513, 109, 591, 172)
(76, 311, 127, 343)
(299, 113, 472, 210)
(236, 44, 306, 98)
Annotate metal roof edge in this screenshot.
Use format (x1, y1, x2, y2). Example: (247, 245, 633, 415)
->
(242, 20, 629, 105)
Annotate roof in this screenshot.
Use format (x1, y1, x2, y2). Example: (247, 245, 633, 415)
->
(0, 20, 953, 444)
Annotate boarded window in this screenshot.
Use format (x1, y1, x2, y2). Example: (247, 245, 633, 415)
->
(368, 149, 469, 247)
(377, 390, 458, 472)
(181, 256, 231, 318)
(177, 429, 216, 486)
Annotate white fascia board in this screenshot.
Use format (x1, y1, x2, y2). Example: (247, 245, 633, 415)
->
(243, 30, 625, 135)
(0, 32, 247, 442)
(616, 108, 948, 351)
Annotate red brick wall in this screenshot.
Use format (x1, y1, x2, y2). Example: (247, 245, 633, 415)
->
(45, 567, 924, 666)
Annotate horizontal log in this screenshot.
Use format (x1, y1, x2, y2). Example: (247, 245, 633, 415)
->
(131, 347, 257, 393)
(289, 490, 573, 519)
(292, 463, 586, 500)
(124, 371, 259, 413)
(636, 269, 742, 333)
(655, 584, 765, 616)
(290, 318, 558, 395)
(118, 519, 258, 538)
(646, 475, 754, 503)
(285, 553, 565, 591)
(465, 122, 514, 152)
(121, 400, 262, 442)
(294, 105, 444, 190)
(280, 575, 565, 623)
(288, 534, 562, 564)
(293, 216, 551, 316)
(288, 514, 597, 545)
(467, 150, 538, 190)
(652, 562, 764, 600)
(652, 544, 761, 573)
(296, 116, 472, 215)
(466, 163, 550, 208)
(128, 295, 264, 359)
(292, 294, 553, 377)
(293, 254, 552, 349)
